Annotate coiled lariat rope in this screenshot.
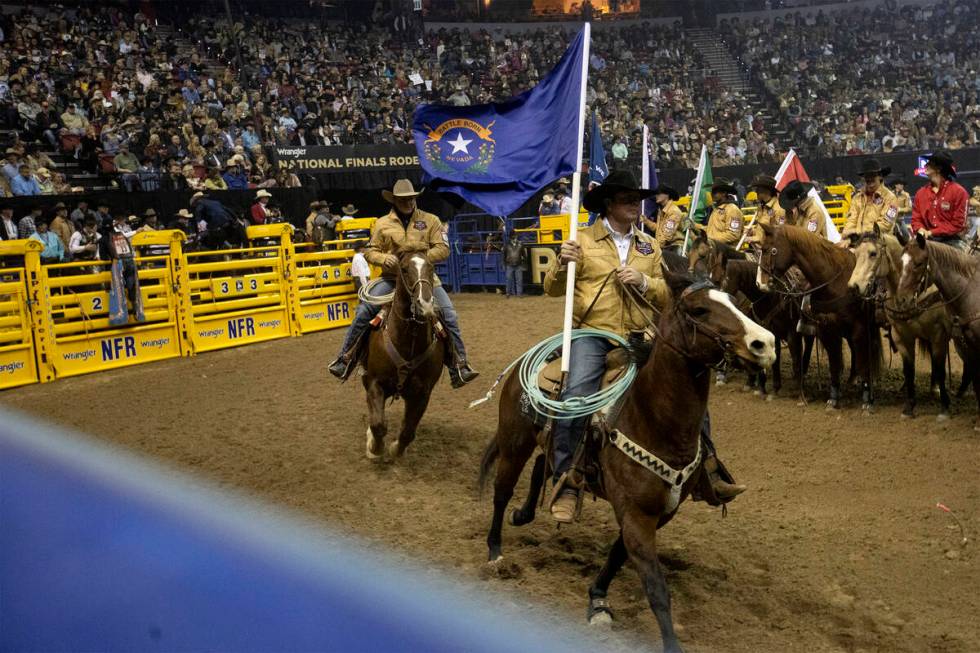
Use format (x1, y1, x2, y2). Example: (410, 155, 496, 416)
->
(468, 328, 637, 420)
(358, 277, 394, 305)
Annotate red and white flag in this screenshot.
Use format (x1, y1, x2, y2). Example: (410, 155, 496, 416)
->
(774, 149, 841, 243)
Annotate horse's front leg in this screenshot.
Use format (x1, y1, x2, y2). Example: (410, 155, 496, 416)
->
(387, 387, 433, 459)
(363, 378, 387, 461)
(822, 334, 843, 410)
(587, 532, 628, 626)
(622, 508, 684, 653)
(931, 337, 951, 420)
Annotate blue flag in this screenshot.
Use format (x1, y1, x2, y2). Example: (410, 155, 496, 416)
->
(588, 110, 608, 184)
(412, 28, 586, 216)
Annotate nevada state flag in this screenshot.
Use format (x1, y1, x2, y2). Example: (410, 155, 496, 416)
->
(412, 28, 586, 216)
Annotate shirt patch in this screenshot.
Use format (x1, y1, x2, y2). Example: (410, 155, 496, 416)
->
(807, 219, 819, 233)
(635, 241, 654, 255)
(776, 216, 786, 225)
(941, 202, 951, 211)
(729, 218, 741, 232)
(664, 219, 676, 232)
(873, 196, 883, 206)
(413, 220, 427, 231)
(885, 207, 898, 221)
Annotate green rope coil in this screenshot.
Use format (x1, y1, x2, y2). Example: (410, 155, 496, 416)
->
(515, 328, 637, 421)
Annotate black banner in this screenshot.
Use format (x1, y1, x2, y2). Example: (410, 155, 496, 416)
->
(270, 144, 420, 174)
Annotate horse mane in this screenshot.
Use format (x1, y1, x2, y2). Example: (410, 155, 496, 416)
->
(724, 259, 758, 290)
(927, 240, 978, 279)
(715, 241, 745, 261)
(781, 225, 853, 270)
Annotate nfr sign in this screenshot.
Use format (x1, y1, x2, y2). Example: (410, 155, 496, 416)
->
(101, 336, 137, 362)
(227, 318, 256, 340)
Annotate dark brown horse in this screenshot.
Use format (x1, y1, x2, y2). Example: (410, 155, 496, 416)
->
(362, 246, 444, 460)
(721, 258, 814, 397)
(479, 271, 775, 653)
(756, 223, 882, 410)
(687, 230, 745, 284)
(849, 227, 953, 419)
(897, 234, 980, 429)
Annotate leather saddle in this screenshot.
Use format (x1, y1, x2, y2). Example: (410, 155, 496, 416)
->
(535, 346, 631, 397)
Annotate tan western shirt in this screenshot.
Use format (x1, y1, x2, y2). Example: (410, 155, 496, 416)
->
(843, 185, 900, 236)
(364, 208, 449, 286)
(544, 220, 668, 337)
(652, 200, 686, 249)
(790, 197, 828, 239)
(705, 201, 744, 245)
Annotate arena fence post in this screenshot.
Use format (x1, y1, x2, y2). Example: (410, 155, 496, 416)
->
(158, 230, 194, 357)
(0, 239, 49, 388)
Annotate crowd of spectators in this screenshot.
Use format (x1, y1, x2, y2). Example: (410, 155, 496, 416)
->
(726, 0, 980, 158)
(2, 0, 980, 202)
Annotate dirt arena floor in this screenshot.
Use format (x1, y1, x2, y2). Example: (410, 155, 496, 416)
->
(4, 293, 979, 653)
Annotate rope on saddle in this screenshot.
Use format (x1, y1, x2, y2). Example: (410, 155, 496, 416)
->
(467, 328, 637, 420)
(358, 277, 395, 305)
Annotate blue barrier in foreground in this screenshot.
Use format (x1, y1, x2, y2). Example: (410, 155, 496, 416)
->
(0, 410, 616, 653)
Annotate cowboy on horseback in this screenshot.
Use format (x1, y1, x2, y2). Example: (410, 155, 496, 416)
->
(545, 170, 745, 523)
(328, 179, 479, 388)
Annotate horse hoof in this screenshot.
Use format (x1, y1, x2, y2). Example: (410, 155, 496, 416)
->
(753, 390, 763, 397)
(386, 440, 403, 460)
(937, 413, 950, 422)
(901, 412, 913, 420)
(365, 427, 382, 461)
(825, 401, 840, 411)
(765, 394, 774, 402)
(588, 611, 613, 628)
(715, 379, 727, 387)
(741, 384, 752, 392)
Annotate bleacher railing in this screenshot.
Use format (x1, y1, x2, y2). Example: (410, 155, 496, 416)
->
(0, 225, 360, 391)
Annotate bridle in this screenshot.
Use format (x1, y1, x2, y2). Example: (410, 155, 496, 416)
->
(394, 254, 435, 323)
(757, 239, 843, 299)
(623, 278, 739, 372)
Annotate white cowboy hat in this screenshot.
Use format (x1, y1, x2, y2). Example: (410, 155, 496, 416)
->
(382, 178, 423, 203)
(176, 208, 193, 218)
(256, 189, 272, 199)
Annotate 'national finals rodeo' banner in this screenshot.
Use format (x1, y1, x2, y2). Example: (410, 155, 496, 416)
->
(271, 144, 420, 174)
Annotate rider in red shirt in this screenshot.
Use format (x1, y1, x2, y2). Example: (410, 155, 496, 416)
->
(911, 149, 969, 248)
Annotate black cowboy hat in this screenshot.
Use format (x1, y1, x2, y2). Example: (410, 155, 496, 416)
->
(778, 180, 814, 211)
(858, 158, 891, 178)
(748, 174, 778, 193)
(582, 170, 654, 214)
(654, 184, 679, 201)
(710, 178, 737, 195)
(924, 149, 956, 177)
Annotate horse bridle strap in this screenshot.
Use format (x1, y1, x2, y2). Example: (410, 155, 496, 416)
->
(382, 328, 441, 393)
(608, 428, 702, 513)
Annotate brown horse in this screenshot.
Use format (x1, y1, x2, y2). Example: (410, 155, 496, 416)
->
(721, 258, 814, 397)
(756, 223, 882, 410)
(848, 226, 953, 419)
(479, 271, 775, 653)
(362, 246, 444, 460)
(687, 230, 745, 284)
(897, 234, 980, 429)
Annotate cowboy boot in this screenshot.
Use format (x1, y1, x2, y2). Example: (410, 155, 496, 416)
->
(444, 338, 479, 388)
(328, 327, 369, 380)
(703, 454, 746, 502)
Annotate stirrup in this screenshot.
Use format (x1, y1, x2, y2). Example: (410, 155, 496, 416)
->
(548, 471, 585, 522)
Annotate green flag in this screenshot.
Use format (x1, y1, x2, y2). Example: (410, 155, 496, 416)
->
(683, 145, 713, 253)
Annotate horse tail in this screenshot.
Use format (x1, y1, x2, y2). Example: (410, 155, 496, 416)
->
(477, 436, 500, 497)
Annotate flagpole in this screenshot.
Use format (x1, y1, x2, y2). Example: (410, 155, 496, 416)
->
(641, 124, 650, 232)
(560, 22, 591, 374)
(682, 144, 707, 255)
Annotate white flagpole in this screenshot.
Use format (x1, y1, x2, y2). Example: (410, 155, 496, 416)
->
(682, 144, 707, 254)
(641, 125, 650, 232)
(560, 22, 591, 374)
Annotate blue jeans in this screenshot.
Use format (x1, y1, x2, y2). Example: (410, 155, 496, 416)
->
(552, 336, 615, 480)
(505, 265, 523, 296)
(336, 280, 467, 360)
